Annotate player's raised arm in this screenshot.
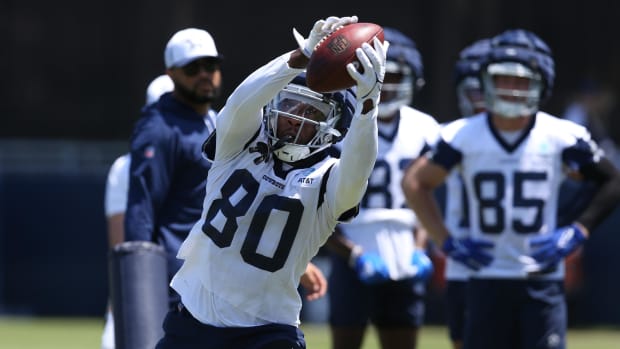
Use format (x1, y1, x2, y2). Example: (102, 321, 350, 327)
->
(328, 37, 388, 217)
(215, 16, 358, 161)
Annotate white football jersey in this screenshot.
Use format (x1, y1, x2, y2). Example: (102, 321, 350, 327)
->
(171, 52, 377, 327)
(104, 153, 130, 217)
(434, 112, 595, 280)
(337, 106, 439, 280)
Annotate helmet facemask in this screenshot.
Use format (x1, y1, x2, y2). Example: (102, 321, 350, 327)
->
(378, 60, 414, 119)
(482, 62, 543, 118)
(264, 83, 343, 163)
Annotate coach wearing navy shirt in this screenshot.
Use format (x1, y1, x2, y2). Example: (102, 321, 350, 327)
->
(124, 27, 222, 308)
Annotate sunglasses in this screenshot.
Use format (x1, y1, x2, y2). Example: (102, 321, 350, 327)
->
(181, 58, 220, 76)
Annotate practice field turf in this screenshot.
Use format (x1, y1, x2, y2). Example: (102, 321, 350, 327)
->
(0, 317, 619, 348)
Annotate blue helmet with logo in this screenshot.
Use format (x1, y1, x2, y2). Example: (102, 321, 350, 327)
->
(263, 73, 356, 162)
(481, 29, 555, 118)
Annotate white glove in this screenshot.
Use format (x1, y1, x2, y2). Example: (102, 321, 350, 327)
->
(347, 37, 389, 113)
(293, 16, 359, 58)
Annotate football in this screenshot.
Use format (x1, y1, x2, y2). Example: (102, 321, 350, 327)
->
(306, 22, 384, 93)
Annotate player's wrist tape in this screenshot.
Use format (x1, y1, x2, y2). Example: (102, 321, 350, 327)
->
(348, 245, 363, 268)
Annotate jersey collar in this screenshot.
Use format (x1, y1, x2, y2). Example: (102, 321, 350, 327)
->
(486, 112, 537, 153)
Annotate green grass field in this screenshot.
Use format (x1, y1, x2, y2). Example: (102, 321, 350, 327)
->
(302, 323, 620, 349)
(0, 316, 618, 348)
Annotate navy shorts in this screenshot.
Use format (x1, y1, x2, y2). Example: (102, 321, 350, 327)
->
(464, 278, 566, 349)
(156, 305, 306, 349)
(328, 254, 425, 328)
(444, 280, 467, 342)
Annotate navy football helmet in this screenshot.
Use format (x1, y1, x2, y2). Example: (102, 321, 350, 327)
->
(263, 73, 356, 163)
(378, 27, 425, 119)
(454, 38, 491, 116)
(481, 29, 555, 118)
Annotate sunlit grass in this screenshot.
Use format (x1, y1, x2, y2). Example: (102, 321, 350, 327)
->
(0, 317, 103, 349)
(0, 316, 618, 349)
(302, 323, 451, 349)
(301, 323, 620, 349)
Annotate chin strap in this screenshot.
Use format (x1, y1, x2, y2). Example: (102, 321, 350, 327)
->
(249, 141, 271, 164)
(250, 136, 302, 164)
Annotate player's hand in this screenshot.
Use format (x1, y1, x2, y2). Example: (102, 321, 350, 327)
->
(354, 252, 390, 284)
(293, 16, 359, 58)
(411, 249, 434, 281)
(528, 223, 587, 271)
(300, 262, 328, 301)
(347, 37, 389, 114)
(442, 236, 494, 271)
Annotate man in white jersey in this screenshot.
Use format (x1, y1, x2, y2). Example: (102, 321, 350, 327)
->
(103, 73, 328, 348)
(402, 29, 620, 349)
(103, 152, 327, 349)
(325, 27, 435, 349)
(442, 37, 491, 349)
(155, 16, 388, 349)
